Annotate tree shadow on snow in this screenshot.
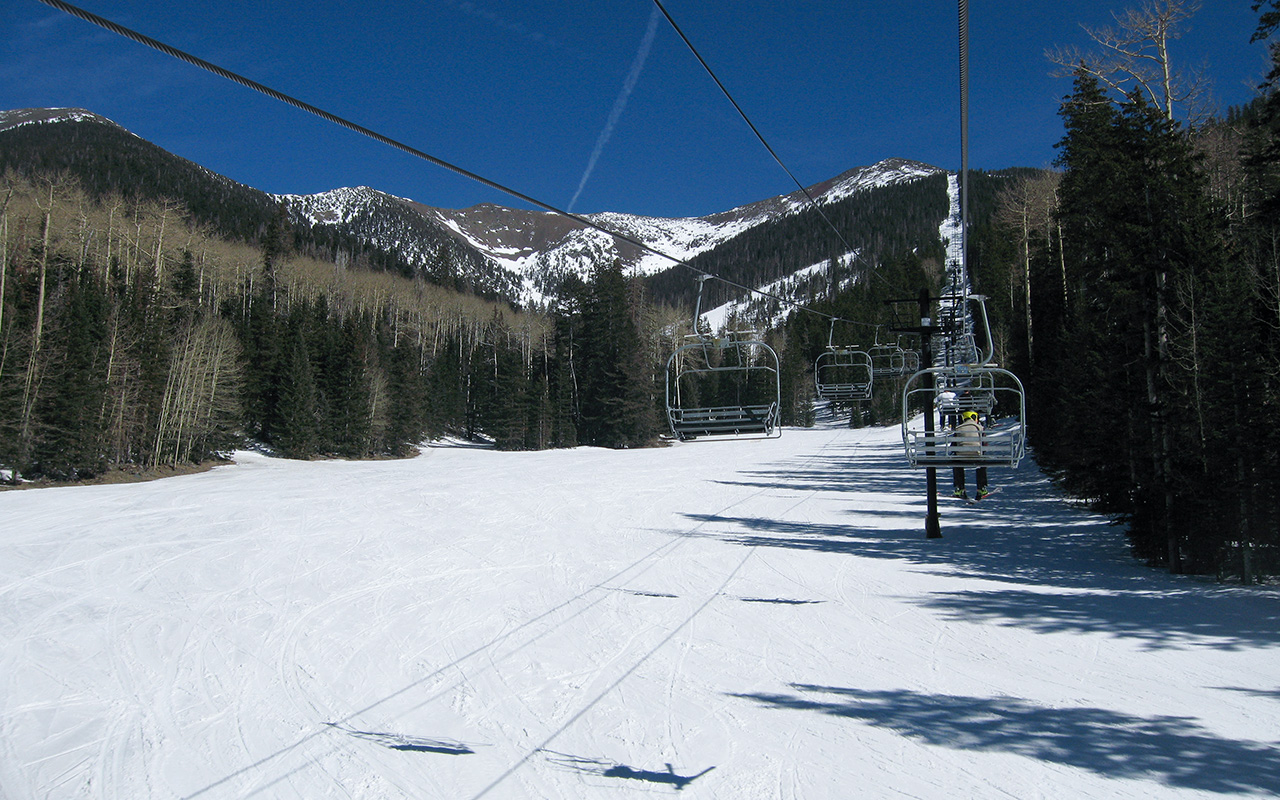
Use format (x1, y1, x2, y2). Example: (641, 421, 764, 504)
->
(730, 685, 1280, 795)
(916, 588, 1280, 650)
(681, 438, 1280, 650)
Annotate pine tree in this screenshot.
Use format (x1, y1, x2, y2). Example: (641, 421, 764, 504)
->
(274, 309, 320, 458)
(577, 260, 654, 448)
(30, 261, 109, 477)
(1047, 69, 1232, 571)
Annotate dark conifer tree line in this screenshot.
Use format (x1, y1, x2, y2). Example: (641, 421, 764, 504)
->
(947, 6, 1280, 581)
(0, 173, 685, 479)
(0, 175, 561, 478)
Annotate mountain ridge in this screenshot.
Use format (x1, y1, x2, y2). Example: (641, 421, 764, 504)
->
(1, 106, 949, 311)
(282, 157, 946, 307)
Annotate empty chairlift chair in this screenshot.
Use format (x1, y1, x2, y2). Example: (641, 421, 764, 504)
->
(814, 321, 874, 402)
(666, 331, 782, 440)
(815, 347, 874, 402)
(869, 341, 909, 378)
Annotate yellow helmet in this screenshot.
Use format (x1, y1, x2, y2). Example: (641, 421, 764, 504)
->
(962, 411, 978, 421)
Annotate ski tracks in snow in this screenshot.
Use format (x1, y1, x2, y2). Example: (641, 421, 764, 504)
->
(11, 425, 1265, 798)
(213, 427, 854, 798)
(461, 428, 851, 797)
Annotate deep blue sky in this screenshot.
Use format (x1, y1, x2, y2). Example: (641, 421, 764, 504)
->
(3, 1, 1271, 218)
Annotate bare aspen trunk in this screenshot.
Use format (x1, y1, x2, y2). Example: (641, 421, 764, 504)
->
(0, 186, 10, 383)
(33, 183, 52, 353)
(105, 197, 118, 273)
(1145, 272, 1179, 573)
(21, 184, 55, 447)
(1017, 208, 1033, 366)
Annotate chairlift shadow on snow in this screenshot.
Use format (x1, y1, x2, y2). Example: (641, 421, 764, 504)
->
(728, 685, 1280, 795)
(542, 750, 715, 791)
(324, 723, 477, 755)
(738, 596, 823, 605)
(683, 434, 1280, 651)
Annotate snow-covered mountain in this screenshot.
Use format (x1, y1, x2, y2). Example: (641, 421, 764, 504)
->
(1, 107, 947, 312)
(280, 158, 944, 308)
(0, 107, 115, 133)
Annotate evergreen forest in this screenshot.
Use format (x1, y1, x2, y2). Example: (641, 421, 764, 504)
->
(901, 3, 1280, 581)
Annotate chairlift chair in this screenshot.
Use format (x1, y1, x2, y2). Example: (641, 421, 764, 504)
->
(901, 366, 1026, 468)
(814, 320, 873, 402)
(664, 274, 782, 440)
(666, 331, 782, 440)
(900, 347, 921, 374)
(815, 347, 874, 402)
(935, 364, 997, 416)
(869, 342, 907, 378)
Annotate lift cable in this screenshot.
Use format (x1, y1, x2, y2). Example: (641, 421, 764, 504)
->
(651, 0, 900, 299)
(650, 0, 855, 256)
(38, 0, 886, 327)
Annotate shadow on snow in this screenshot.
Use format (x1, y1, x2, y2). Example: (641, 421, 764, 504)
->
(325, 723, 476, 755)
(682, 437, 1280, 651)
(543, 750, 714, 791)
(730, 685, 1280, 795)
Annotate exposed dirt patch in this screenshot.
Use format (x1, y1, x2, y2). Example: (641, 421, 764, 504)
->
(0, 460, 225, 491)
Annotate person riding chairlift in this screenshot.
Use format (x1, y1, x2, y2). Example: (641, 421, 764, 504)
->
(952, 410, 990, 501)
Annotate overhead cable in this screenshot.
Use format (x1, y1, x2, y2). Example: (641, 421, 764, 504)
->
(650, 0, 877, 281)
(38, 0, 855, 324)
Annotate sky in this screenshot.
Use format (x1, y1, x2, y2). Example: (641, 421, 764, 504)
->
(2, 0, 1272, 218)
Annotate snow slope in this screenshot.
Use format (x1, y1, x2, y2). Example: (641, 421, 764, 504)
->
(2, 420, 1278, 799)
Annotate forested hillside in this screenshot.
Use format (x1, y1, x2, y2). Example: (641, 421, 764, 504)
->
(0, 173, 559, 477)
(910, 5, 1280, 582)
(648, 173, 951, 312)
(0, 112, 498, 294)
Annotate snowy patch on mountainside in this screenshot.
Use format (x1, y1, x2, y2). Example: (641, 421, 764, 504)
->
(582, 211, 759, 275)
(700, 253, 863, 333)
(279, 186, 404, 227)
(810, 158, 942, 206)
(936, 173, 978, 363)
(278, 188, 525, 300)
(0, 107, 117, 134)
(940, 173, 963, 273)
(427, 158, 944, 306)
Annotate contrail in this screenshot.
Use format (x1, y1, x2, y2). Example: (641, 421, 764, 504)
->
(567, 5, 662, 213)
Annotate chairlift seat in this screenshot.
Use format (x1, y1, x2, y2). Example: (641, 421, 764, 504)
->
(666, 332, 782, 441)
(669, 403, 779, 439)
